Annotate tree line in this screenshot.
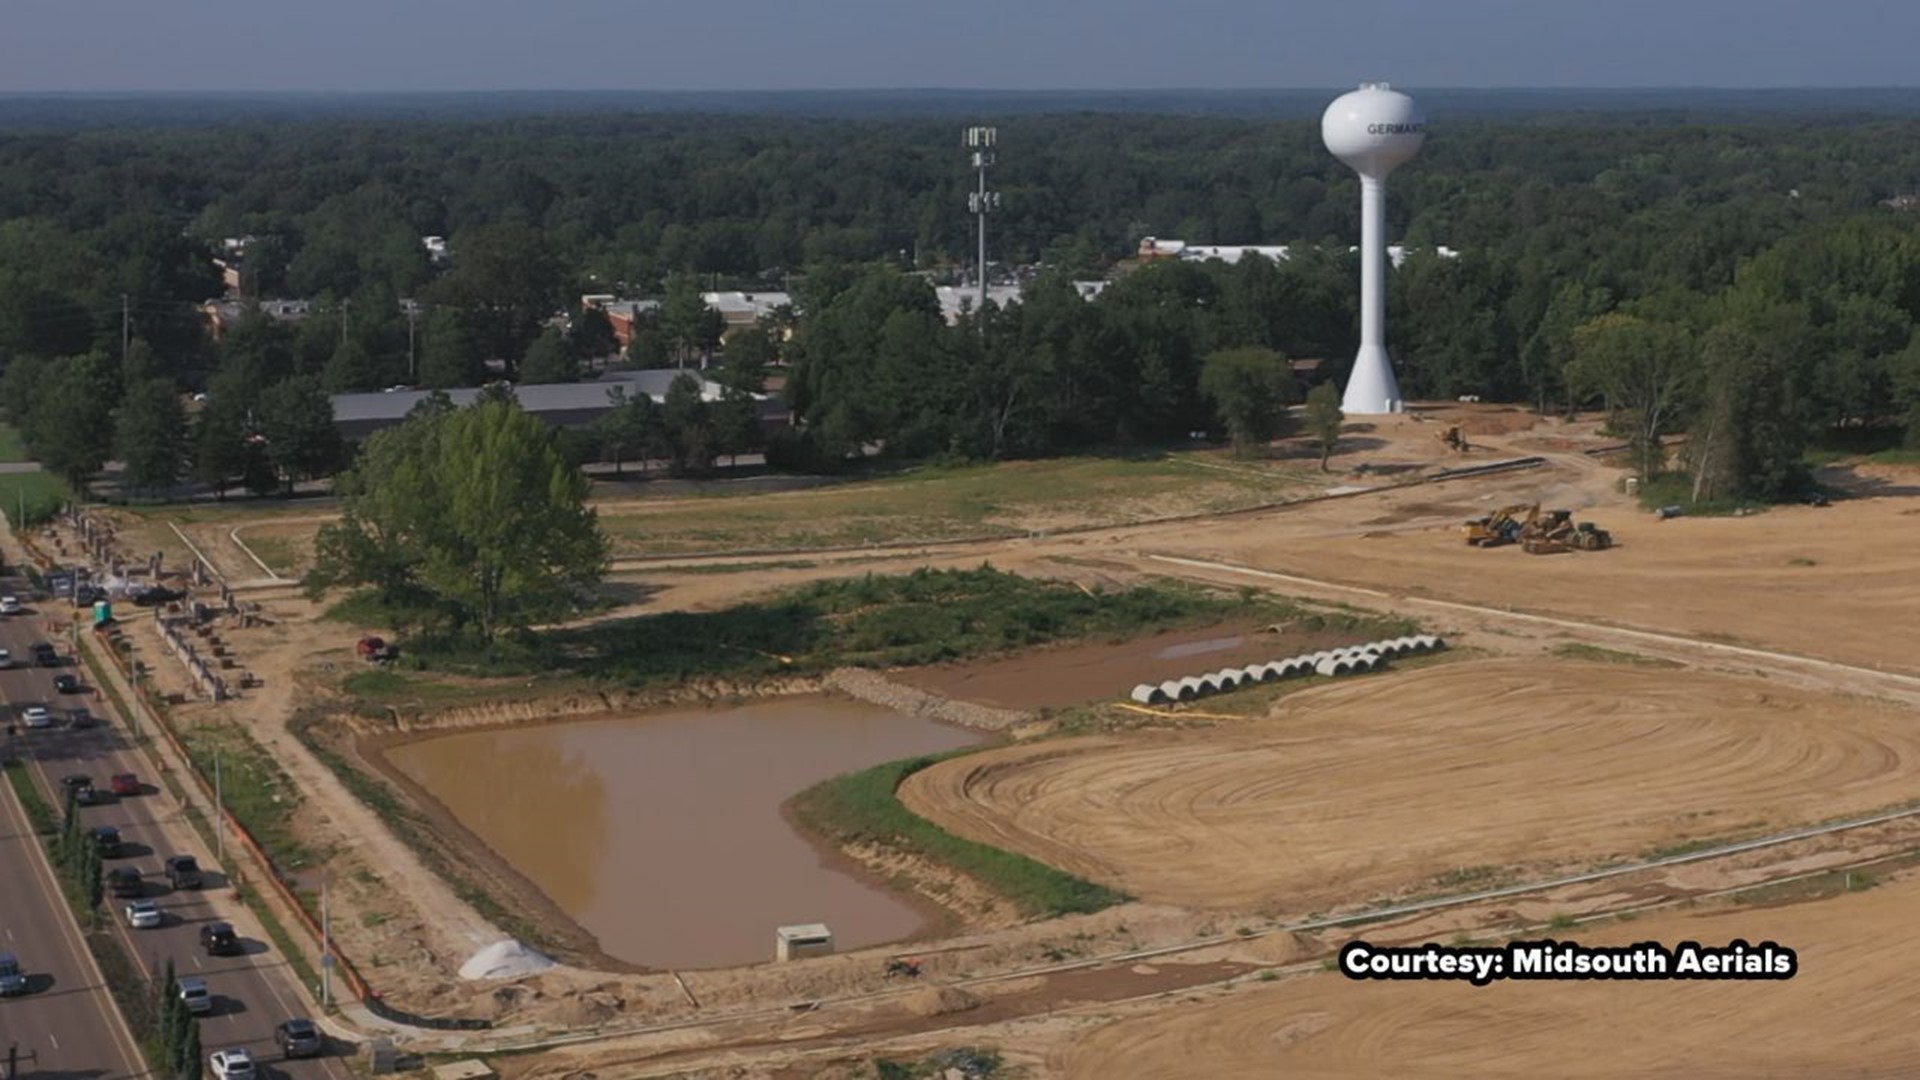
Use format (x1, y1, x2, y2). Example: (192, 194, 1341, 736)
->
(2, 109, 1919, 503)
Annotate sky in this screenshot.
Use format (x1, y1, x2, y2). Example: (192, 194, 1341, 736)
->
(2, 0, 1915, 93)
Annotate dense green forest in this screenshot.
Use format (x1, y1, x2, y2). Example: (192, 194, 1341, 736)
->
(1, 107, 1919, 504)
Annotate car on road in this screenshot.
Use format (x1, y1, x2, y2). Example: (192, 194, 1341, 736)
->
(61, 773, 93, 797)
(52, 673, 81, 693)
(110, 772, 142, 796)
(29, 642, 58, 667)
(275, 1017, 324, 1058)
(166, 854, 203, 889)
(93, 825, 125, 856)
(200, 921, 242, 957)
(22, 705, 53, 729)
(0, 952, 26, 996)
(177, 975, 213, 1015)
(107, 866, 144, 898)
(0, 648, 11, 668)
(0, 595, 21, 615)
(209, 1048, 255, 1080)
(125, 899, 163, 929)
(67, 705, 94, 728)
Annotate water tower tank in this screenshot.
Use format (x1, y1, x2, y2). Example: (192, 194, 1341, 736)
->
(1322, 83, 1427, 179)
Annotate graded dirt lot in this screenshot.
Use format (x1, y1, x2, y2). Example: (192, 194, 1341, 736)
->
(900, 659, 1920, 912)
(1049, 874, 1920, 1078)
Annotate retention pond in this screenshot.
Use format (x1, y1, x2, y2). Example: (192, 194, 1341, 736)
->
(386, 696, 980, 969)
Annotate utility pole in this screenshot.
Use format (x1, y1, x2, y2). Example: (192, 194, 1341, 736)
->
(405, 301, 419, 382)
(338, 299, 350, 348)
(965, 126, 1000, 321)
(214, 750, 224, 864)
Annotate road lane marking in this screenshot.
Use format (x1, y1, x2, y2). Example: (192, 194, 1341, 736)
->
(47, 1032, 58, 1050)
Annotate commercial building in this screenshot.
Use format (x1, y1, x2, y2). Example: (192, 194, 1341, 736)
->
(330, 369, 787, 442)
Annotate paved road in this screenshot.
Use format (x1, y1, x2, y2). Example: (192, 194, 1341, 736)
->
(1, 578, 354, 1080)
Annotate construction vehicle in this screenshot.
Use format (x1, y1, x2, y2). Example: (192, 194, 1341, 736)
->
(1436, 425, 1471, 453)
(1463, 504, 1537, 547)
(355, 636, 398, 664)
(1568, 521, 1613, 551)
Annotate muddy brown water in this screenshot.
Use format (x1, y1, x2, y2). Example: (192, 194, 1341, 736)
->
(385, 697, 980, 970)
(894, 623, 1374, 710)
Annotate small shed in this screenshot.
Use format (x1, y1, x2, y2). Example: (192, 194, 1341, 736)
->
(776, 923, 834, 962)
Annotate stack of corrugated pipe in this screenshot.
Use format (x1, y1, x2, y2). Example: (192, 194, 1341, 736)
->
(1129, 635, 1445, 705)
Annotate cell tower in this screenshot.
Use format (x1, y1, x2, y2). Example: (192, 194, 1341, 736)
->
(1322, 83, 1427, 415)
(965, 126, 1000, 316)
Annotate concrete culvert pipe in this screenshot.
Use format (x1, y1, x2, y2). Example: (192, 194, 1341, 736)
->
(1175, 676, 1206, 701)
(1199, 674, 1226, 694)
(1131, 684, 1164, 705)
(1429, 636, 1447, 651)
(1159, 679, 1187, 702)
(1348, 656, 1377, 673)
(1314, 658, 1345, 677)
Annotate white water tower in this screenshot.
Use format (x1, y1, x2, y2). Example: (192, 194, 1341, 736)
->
(1322, 82, 1426, 415)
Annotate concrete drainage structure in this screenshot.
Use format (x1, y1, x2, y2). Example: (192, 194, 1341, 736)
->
(1128, 636, 1445, 706)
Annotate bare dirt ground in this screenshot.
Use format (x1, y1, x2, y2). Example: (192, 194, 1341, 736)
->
(1047, 872, 1920, 1079)
(899, 658, 1920, 912)
(37, 404, 1920, 1075)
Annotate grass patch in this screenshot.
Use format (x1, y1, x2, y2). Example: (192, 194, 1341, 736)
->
(1634, 472, 1762, 516)
(174, 722, 312, 870)
(792, 752, 1128, 918)
(1551, 643, 1683, 668)
(4, 759, 58, 835)
(399, 566, 1310, 691)
(238, 531, 308, 578)
(1868, 448, 1920, 465)
(0, 423, 26, 463)
(594, 451, 1320, 557)
(0, 470, 68, 527)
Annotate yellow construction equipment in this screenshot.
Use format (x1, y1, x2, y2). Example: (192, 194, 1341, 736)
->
(1463, 503, 1537, 547)
(1466, 504, 1614, 553)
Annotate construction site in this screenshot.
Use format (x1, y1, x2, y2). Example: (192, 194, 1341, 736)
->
(11, 401, 1920, 1079)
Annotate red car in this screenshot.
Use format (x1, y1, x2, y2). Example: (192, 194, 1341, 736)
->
(110, 773, 142, 797)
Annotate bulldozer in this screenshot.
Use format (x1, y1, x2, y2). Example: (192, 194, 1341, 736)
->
(1436, 425, 1471, 453)
(1519, 509, 1575, 555)
(1463, 503, 1538, 547)
(1568, 521, 1614, 551)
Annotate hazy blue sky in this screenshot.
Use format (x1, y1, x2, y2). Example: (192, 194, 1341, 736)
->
(3, 0, 1914, 92)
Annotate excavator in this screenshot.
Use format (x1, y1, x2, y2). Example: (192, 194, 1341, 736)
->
(1436, 425, 1471, 453)
(1463, 503, 1537, 547)
(1464, 505, 1615, 553)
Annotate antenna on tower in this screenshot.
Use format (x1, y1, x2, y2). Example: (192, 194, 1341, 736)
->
(964, 126, 1000, 320)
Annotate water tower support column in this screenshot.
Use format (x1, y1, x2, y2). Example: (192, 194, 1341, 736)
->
(1344, 173, 1402, 415)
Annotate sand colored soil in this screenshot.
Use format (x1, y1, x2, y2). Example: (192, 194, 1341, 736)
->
(892, 622, 1389, 711)
(1050, 875, 1920, 1079)
(900, 659, 1920, 911)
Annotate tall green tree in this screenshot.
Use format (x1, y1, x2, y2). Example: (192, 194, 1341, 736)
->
(1688, 315, 1809, 502)
(310, 398, 608, 645)
(1199, 346, 1297, 457)
(322, 337, 384, 393)
(257, 375, 345, 493)
(520, 325, 579, 383)
(1567, 312, 1697, 480)
(593, 386, 658, 476)
(1303, 382, 1344, 472)
(661, 372, 715, 475)
(657, 272, 707, 369)
(115, 377, 188, 494)
(191, 401, 249, 500)
(418, 306, 486, 389)
(29, 353, 120, 495)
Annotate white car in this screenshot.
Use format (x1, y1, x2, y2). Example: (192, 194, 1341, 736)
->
(21, 706, 53, 729)
(0, 596, 20, 615)
(209, 1048, 255, 1080)
(125, 900, 162, 929)
(0, 648, 11, 668)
